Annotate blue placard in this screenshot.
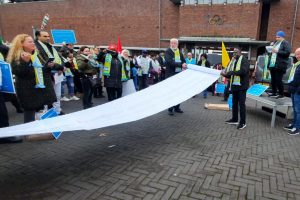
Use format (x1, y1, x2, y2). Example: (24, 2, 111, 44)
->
(0, 61, 16, 94)
(40, 108, 62, 139)
(215, 83, 226, 94)
(247, 84, 269, 97)
(51, 29, 77, 44)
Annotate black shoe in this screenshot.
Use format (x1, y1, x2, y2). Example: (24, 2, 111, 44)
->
(269, 93, 279, 98)
(174, 109, 184, 113)
(237, 123, 246, 130)
(168, 110, 174, 116)
(59, 111, 65, 115)
(276, 95, 285, 99)
(284, 124, 293, 131)
(225, 119, 239, 125)
(288, 128, 300, 135)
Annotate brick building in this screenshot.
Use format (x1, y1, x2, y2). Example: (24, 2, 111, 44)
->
(0, 0, 299, 61)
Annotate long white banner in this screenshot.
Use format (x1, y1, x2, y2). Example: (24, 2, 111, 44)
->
(0, 65, 220, 138)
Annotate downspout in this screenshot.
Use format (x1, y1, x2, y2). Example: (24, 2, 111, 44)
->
(291, 0, 299, 47)
(158, 0, 161, 49)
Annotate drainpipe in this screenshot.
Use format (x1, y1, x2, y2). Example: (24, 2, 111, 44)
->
(158, 0, 161, 49)
(291, 0, 299, 47)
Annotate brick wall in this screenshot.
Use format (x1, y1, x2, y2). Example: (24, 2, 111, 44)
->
(0, 0, 299, 51)
(178, 4, 261, 39)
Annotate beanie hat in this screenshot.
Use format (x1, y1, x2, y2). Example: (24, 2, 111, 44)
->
(276, 31, 286, 38)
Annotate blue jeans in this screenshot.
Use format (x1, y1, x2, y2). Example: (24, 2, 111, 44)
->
(202, 89, 208, 98)
(61, 76, 75, 96)
(292, 93, 300, 129)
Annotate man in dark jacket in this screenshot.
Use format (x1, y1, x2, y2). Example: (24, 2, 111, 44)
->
(165, 38, 187, 115)
(97, 44, 129, 101)
(157, 52, 166, 81)
(283, 48, 300, 135)
(35, 30, 65, 114)
(221, 48, 249, 130)
(268, 31, 291, 99)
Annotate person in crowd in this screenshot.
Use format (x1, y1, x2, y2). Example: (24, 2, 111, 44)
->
(197, 53, 211, 98)
(131, 55, 139, 90)
(0, 42, 24, 113)
(136, 50, 150, 90)
(149, 54, 161, 85)
(60, 49, 80, 101)
(283, 48, 300, 135)
(35, 30, 65, 115)
(60, 43, 77, 57)
(67, 49, 83, 97)
(221, 47, 249, 130)
(185, 52, 196, 65)
(158, 52, 166, 81)
(91, 47, 104, 98)
(267, 31, 291, 99)
(97, 44, 129, 101)
(7, 34, 56, 126)
(77, 46, 97, 109)
(165, 38, 187, 115)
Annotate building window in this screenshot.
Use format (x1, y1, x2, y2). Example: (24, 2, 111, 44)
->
(184, 0, 256, 4)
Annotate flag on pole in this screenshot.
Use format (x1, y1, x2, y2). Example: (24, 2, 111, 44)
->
(116, 37, 122, 54)
(222, 42, 230, 68)
(41, 14, 50, 30)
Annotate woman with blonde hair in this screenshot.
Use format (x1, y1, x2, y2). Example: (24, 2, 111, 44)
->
(7, 34, 56, 123)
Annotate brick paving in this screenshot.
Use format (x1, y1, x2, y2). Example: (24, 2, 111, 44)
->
(0, 93, 300, 200)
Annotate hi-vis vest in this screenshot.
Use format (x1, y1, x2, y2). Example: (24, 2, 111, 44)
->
(230, 55, 243, 88)
(38, 41, 62, 65)
(288, 61, 300, 83)
(103, 54, 128, 81)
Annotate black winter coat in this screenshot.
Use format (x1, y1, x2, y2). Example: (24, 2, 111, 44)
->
(12, 59, 56, 111)
(288, 64, 300, 94)
(165, 48, 185, 78)
(226, 56, 250, 92)
(273, 40, 291, 72)
(97, 52, 129, 88)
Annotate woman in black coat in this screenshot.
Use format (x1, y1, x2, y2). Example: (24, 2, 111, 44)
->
(7, 34, 56, 123)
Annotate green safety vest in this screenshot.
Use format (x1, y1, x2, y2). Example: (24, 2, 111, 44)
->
(103, 54, 128, 81)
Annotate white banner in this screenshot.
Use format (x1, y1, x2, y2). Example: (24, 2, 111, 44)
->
(0, 65, 220, 138)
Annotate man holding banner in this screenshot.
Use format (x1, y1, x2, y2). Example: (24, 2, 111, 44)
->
(165, 38, 187, 115)
(221, 48, 249, 130)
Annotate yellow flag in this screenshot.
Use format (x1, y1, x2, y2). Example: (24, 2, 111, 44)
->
(222, 42, 230, 68)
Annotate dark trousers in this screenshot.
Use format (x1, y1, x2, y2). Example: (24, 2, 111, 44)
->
(138, 75, 148, 90)
(270, 69, 285, 96)
(106, 87, 122, 102)
(82, 78, 94, 109)
(94, 83, 103, 97)
(0, 92, 9, 128)
(232, 90, 247, 124)
(24, 110, 36, 123)
(73, 71, 83, 94)
(168, 104, 181, 112)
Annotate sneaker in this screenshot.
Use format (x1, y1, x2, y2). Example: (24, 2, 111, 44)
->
(69, 96, 80, 101)
(269, 93, 279, 98)
(237, 123, 246, 130)
(283, 124, 293, 131)
(61, 96, 70, 101)
(288, 128, 300, 135)
(174, 109, 184, 113)
(168, 109, 174, 116)
(225, 119, 239, 125)
(276, 95, 285, 99)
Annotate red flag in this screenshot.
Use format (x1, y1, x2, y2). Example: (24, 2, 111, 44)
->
(116, 37, 122, 54)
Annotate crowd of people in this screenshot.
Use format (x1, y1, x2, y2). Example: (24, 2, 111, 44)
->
(0, 30, 299, 143)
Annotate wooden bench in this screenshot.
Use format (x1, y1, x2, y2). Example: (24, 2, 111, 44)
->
(247, 94, 292, 127)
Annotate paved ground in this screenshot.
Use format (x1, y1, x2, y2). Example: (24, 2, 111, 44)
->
(0, 93, 300, 200)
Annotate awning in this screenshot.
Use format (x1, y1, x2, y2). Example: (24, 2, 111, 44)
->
(161, 37, 269, 46)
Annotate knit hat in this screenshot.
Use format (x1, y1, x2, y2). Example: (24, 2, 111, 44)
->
(276, 31, 286, 38)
